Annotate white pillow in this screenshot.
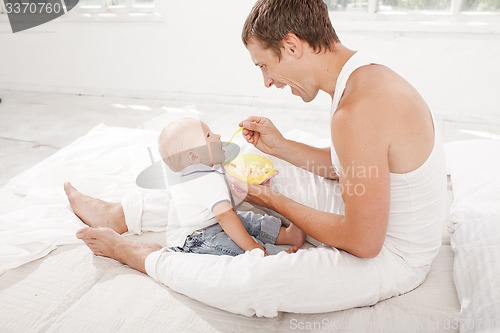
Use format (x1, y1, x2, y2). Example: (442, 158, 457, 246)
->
(446, 140, 500, 333)
(444, 139, 500, 225)
(451, 215, 500, 333)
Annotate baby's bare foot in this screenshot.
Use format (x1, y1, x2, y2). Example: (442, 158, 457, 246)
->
(286, 223, 305, 248)
(285, 246, 299, 254)
(76, 227, 162, 273)
(64, 182, 128, 234)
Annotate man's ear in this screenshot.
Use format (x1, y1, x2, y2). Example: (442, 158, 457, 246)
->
(186, 151, 200, 164)
(282, 32, 303, 58)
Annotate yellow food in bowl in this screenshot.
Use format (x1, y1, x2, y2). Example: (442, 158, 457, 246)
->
(224, 154, 278, 185)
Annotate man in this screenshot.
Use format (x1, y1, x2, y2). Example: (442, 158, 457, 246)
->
(67, 0, 446, 317)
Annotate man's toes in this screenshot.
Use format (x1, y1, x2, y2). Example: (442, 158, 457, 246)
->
(76, 227, 88, 239)
(76, 227, 98, 240)
(64, 182, 76, 196)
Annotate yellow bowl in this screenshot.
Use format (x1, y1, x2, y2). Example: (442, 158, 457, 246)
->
(224, 154, 278, 185)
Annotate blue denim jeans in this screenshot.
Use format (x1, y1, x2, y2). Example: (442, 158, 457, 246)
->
(170, 211, 283, 256)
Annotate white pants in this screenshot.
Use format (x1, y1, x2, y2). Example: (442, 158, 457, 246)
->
(121, 159, 428, 317)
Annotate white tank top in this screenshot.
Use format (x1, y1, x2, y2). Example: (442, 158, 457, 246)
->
(330, 51, 447, 268)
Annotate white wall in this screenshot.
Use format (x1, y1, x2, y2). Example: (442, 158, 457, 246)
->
(0, 0, 499, 122)
(338, 30, 500, 124)
(0, 1, 262, 98)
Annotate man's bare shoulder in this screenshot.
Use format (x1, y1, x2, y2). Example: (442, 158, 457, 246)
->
(333, 63, 435, 174)
(334, 63, 415, 131)
(333, 66, 397, 133)
(345, 64, 409, 104)
(330, 65, 404, 161)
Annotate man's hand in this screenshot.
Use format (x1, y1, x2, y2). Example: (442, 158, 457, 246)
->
(239, 116, 338, 179)
(239, 116, 286, 156)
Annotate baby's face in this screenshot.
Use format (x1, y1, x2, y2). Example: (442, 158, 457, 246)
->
(199, 122, 225, 165)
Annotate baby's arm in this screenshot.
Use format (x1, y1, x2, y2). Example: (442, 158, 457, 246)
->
(213, 202, 267, 255)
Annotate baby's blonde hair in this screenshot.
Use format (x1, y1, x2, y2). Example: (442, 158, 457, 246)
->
(158, 118, 206, 172)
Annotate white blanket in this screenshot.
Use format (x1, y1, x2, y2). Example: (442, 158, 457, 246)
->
(1, 124, 159, 275)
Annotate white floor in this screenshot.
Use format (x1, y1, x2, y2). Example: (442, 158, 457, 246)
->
(1, 90, 499, 187)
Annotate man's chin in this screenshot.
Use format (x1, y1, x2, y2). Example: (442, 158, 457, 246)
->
(300, 91, 319, 103)
(290, 88, 317, 103)
(300, 95, 315, 103)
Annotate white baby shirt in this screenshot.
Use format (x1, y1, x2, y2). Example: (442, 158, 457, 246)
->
(165, 164, 232, 247)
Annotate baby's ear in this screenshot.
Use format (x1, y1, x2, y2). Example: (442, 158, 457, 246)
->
(186, 151, 200, 164)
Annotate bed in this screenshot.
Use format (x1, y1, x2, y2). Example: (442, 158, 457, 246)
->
(1, 122, 497, 333)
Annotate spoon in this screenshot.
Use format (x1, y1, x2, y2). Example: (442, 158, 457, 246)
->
(224, 126, 243, 146)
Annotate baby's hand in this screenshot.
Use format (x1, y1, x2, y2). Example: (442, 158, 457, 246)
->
(285, 246, 299, 254)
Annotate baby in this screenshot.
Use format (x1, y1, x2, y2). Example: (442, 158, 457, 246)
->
(158, 118, 305, 256)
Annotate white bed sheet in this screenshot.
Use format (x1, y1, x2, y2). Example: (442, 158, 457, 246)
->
(1, 124, 159, 275)
(0, 239, 459, 333)
(0, 124, 460, 332)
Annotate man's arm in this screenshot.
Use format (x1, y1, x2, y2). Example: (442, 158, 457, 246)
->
(212, 202, 267, 254)
(235, 105, 391, 258)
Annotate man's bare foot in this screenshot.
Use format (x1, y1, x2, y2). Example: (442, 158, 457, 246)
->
(64, 182, 128, 234)
(77, 227, 162, 273)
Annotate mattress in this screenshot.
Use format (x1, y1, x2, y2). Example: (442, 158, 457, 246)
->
(0, 125, 460, 332)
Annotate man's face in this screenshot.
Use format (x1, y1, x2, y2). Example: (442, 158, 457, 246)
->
(246, 37, 318, 103)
